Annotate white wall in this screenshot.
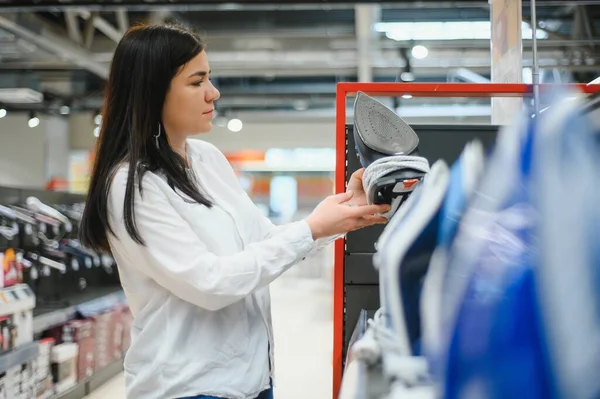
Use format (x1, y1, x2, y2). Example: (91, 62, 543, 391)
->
(45, 116, 70, 181)
(0, 114, 47, 188)
(199, 122, 335, 152)
(67, 110, 489, 153)
(68, 111, 337, 152)
(0, 109, 491, 190)
(0, 111, 336, 189)
(69, 112, 98, 151)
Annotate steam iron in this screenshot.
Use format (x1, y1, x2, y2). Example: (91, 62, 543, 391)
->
(353, 92, 430, 217)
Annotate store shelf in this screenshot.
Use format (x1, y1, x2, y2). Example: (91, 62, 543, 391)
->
(0, 284, 36, 317)
(33, 287, 125, 334)
(52, 358, 124, 399)
(88, 359, 124, 392)
(0, 341, 39, 373)
(51, 381, 86, 399)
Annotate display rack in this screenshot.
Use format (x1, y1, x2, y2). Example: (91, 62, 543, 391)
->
(0, 185, 128, 398)
(332, 82, 600, 399)
(33, 287, 126, 334)
(0, 342, 39, 375)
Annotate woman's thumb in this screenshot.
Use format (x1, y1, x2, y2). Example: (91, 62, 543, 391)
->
(333, 191, 354, 203)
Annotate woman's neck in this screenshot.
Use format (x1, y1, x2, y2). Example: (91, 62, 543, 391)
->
(169, 138, 188, 167)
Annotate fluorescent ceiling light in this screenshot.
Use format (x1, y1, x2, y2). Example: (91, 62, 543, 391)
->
(0, 88, 43, 104)
(375, 21, 548, 41)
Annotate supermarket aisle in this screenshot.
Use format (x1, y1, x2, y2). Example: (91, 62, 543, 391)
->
(85, 273, 333, 399)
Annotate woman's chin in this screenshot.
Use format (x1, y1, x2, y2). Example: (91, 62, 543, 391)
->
(191, 124, 212, 136)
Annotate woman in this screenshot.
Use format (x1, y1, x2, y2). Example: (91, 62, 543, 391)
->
(79, 23, 389, 399)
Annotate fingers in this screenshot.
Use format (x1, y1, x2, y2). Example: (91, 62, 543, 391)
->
(347, 216, 388, 232)
(349, 203, 390, 217)
(354, 216, 388, 230)
(351, 168, 365, 180)
(332, 191, 354, 203)
(361, 215, 389, 225)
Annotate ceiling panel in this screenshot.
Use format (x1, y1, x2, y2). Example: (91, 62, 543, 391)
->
(0, 2, 598, 117)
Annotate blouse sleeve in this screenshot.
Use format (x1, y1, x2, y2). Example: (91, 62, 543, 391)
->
(202, 142, 344, 257)
(107, 169, 315, 312)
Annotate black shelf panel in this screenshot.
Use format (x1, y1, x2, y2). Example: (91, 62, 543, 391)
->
(33, 287, 125, 334)
(345, 254, 378, 285)
(0, 342, 39, 374)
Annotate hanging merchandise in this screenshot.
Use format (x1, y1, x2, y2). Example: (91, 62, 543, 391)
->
(0, 194, 119, 305)
(440, 111, 545, 399)
(349, 140, 486, 398)
(419, 140, 486, 374)
(334, 79, 600, 399)
(532, 89, 600, 399)
(439, 87, 600, 399)
(352, 92, 430, 219)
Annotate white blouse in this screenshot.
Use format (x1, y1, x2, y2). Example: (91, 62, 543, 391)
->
(107, 139, 335, 399)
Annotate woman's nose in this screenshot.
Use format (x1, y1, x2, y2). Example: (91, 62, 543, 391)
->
(206, 83, 220, 102)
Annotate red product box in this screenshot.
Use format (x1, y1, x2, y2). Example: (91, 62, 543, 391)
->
(1, 249, 23, 288)
(92, 311, 115, 372)
(111, 308, 124, 360)
(64, 320, 95, 381)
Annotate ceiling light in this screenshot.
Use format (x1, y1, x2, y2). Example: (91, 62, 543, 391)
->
(28, 115, 40, 128)
(400, 72, 415, 82)
(402, 94, 413, 99)
(0, 88, 43, 104)
(0, 109, 6, 118)
(293, 100, 309, 111)
(94, 126, 100, 137)
(411, 45, 429, 60)
(375, 21, 548, 41)
(227, 118, 243, 132)
(60, 106, 70, 115)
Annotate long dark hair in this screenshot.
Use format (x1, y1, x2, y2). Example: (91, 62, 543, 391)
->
(79, 23, 213, 252)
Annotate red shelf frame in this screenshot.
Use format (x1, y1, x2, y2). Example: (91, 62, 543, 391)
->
(332, 82, 600, 399)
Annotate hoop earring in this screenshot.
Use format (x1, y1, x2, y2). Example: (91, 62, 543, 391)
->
(155, 123, 162, 149)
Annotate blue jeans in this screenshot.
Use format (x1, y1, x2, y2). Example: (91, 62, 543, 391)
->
(181, 385, 273, 399)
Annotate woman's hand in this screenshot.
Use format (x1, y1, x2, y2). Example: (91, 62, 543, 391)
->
(305, 191, 390, 240)
(346, 168, 368, 206)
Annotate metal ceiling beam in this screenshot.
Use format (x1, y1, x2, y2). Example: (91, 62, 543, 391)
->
(116, 9, 129, 34)
(447, 68, 491, 83)
(83, 11, 96, 48)
(0, 15, 109, 79)
(77, 10, 123, 43)
(65, 11, 82, 45)
(149, 8, 172, 24)
(0, 1, 597, 12)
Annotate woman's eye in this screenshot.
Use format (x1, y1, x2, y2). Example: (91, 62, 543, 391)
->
(193, 81, 204, 86)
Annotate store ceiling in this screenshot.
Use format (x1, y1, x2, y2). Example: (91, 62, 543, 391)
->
(0, 1, 598, 119)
